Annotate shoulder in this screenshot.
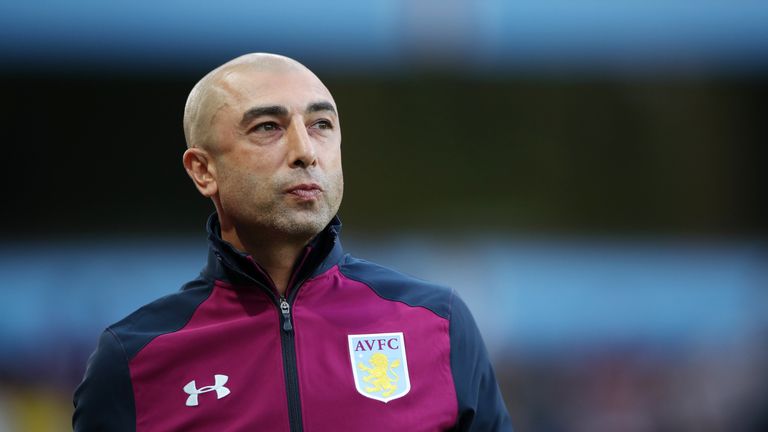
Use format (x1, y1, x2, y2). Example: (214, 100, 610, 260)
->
(337, 254, 455, 320)
(73, 276, 215, 430)
(107, 276, 214, 360)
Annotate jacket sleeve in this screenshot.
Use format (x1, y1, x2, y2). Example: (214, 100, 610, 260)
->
(73, 329, 136, 432)
(449, 291, 513, 431)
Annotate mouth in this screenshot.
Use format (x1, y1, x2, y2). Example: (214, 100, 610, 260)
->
(285, 183, 323, 200)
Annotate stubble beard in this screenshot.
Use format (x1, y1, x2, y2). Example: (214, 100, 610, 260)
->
(233, 171, 343, 243)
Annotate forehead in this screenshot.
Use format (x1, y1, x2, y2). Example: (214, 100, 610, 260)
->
(214, 66, 335, 117)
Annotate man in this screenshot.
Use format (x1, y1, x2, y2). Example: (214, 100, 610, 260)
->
(73, 53, 512, 431)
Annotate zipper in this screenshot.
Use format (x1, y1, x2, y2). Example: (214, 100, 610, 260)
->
(279, 253, 312, 432)
(280, 297, 293, 331)
(278, 248, 313, 432)
(218, 244, 324, 432)
(278, 295, 302, 432)
(213, 254, 305, 431)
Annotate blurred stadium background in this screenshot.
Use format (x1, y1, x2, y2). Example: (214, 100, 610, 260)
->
(1, 0, 767, 431)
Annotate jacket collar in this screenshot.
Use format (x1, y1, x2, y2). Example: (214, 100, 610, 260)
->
(200, 212, 345, 293)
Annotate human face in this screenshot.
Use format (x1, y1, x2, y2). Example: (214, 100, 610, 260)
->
(209, 66, 343, 241)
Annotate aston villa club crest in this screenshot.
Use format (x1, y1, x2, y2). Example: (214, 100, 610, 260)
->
(348, 332, 411, 403)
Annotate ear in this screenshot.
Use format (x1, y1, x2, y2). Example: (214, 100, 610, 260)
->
(183, 148, 218, 197)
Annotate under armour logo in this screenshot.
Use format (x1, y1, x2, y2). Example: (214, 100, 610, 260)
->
(183, 374, 231, 406)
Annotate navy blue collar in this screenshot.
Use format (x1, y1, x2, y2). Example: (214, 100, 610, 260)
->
(200, 213, 345, 294)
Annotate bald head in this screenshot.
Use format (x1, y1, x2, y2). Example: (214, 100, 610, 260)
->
(183, 53, 319, 150)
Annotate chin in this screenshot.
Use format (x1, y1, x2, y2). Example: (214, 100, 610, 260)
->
(275, 215, 329, 239)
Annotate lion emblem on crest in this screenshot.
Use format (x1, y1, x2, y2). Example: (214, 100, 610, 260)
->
(357, 353, 401, 397)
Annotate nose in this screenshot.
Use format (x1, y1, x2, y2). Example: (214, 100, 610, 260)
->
(286, 119, 317, 169)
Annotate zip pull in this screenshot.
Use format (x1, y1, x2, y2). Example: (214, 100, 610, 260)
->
(279, 298, 293, 332)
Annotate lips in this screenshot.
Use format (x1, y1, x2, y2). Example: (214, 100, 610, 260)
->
(285, 183, 323, 200)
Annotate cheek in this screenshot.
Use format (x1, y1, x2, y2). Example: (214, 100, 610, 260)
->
(220, 149, 278, 182)
(321, 145, 343, 170)
(327, 163, 344, 202)
(217, 159, 266, 198)
(321, 154, 343, 187)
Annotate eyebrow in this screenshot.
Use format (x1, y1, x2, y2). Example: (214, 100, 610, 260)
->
(239, 101, 337, 127)
(240, 105, 289, 127)
(306, 101, 337, 115)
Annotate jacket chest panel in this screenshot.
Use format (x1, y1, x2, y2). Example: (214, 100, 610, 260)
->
(130, 298, 290, 432)
(290, 274, 458, 431)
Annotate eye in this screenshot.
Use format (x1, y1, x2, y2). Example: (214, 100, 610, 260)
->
(253, 121, 280, 132)
(311, 120, 333, 130)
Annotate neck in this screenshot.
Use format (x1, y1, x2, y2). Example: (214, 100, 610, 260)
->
(220, 222, 311, 297)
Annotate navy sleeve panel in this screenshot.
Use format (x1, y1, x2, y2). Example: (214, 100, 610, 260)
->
(338, 255, 452, 318)
(73, 276, 213, 431)
(73, 329, 135, 432)
(449, 293, 514, 432)
(113, 277, 213, 360)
